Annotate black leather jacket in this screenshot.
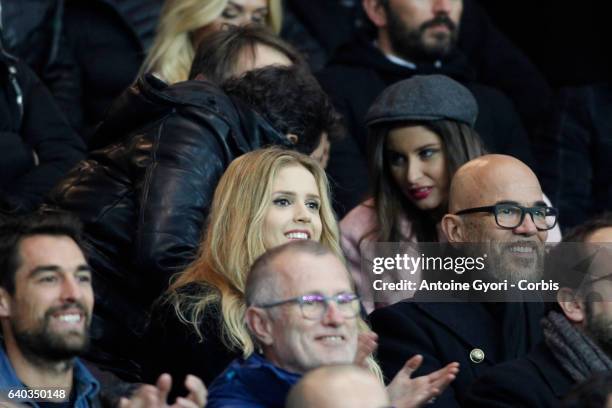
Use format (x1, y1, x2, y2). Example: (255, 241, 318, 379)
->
(46, 75, 290, 378)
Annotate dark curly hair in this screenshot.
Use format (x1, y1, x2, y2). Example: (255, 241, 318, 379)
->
(222, 65, 343, 155)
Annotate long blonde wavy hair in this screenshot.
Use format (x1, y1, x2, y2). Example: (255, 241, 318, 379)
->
(141, 0, 282, 84)
(168, 148, 340, 353)
(166, 148, 382, 380)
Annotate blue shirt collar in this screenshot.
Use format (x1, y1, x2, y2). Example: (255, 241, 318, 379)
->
(243, 353, 302, 382)
(0, 346, 100, 407)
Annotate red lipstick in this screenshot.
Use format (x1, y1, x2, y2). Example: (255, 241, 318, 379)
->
(409, 187, 433, 200)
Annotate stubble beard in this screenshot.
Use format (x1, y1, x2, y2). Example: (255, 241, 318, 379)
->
(385, 7, 459, 61)
(11, 305, 91, 369)
(585, 301, 612, 358)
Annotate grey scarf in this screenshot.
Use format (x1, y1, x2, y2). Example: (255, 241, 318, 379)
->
(542, 310, 612, 382)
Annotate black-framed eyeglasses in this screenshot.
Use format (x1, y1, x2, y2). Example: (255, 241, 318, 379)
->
(455, 203, 558, 231)
(256, 293, 360, 320)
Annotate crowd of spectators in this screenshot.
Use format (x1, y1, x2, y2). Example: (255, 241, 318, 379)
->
(0, 0, 611, 407)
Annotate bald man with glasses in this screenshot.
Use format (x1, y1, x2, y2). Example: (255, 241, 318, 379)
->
(370, 155, 559, 408)
(206, 240, 458, 408)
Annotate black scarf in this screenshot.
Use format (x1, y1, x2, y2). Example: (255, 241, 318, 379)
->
(542, 310, 612, 382)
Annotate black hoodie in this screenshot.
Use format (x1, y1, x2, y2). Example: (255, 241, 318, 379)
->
(316, 34, 534, 216)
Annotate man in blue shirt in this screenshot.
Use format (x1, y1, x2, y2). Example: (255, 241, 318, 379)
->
(0, 214, 206, 407)
(0, 214, 99, 407)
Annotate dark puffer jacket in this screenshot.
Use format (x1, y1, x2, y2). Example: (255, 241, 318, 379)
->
(1, 0, 80, 128)
(0, 47, 84, 213)
(46, 75, 290, 379)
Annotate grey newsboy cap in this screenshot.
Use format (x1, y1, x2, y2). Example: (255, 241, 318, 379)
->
(365, 74, 478, 127)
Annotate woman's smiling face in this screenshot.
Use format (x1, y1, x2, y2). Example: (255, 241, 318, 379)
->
(262, 164, 323, 249)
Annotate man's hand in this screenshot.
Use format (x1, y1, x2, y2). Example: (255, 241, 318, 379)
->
(119, 373, 207, 408)
(386, 355, 459, 408)
(354, 331, 378, 368)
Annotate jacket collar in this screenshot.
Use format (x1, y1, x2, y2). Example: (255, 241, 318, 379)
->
(72, 359, 101, 407)
(239, 354, 301, 406)
(159, 77, 291, 153)
(328, 31, 476, 83)
(212, 353, 300, 407)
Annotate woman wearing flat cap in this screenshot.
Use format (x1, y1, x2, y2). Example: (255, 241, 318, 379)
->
(340, 75, 560, 312)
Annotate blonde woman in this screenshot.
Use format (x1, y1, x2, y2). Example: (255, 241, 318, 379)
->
(141, 0, 282, 84)
(141, 148, 344, 388)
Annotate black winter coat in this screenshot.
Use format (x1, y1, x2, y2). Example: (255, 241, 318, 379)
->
(369, 301, 544, 407)
(536, 84, 612, 229)
(0, 53, 84, 213)
(463, 342, 575, 408)
(316, 35, 534, 217)
(63, 0, 162, 138)
(46, 76, 290, 379)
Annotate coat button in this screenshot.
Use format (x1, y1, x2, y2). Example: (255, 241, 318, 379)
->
(470, 348, 485, 363)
